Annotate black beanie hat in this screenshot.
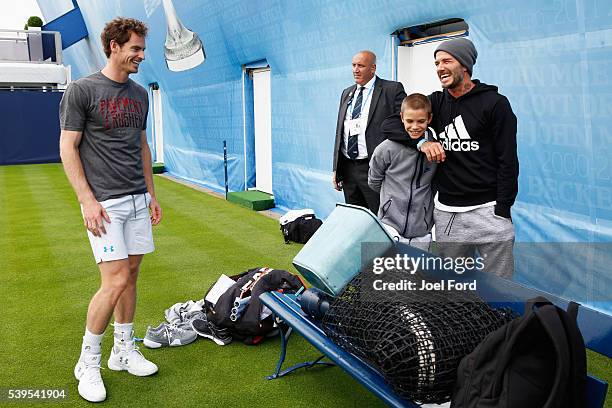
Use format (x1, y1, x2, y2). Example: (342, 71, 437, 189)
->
(434, 38, 478, 75)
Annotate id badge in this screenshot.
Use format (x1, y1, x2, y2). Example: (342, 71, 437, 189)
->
(348, 119, 363, 135)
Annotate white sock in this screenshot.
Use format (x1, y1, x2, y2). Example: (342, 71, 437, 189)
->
(80, 328, 103, 359)
(113, 322, 134, 349)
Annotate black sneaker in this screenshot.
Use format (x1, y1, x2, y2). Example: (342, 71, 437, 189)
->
(191, 318, 232, 346)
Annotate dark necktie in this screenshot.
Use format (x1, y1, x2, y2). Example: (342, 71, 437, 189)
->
(347, 86, 365, 159)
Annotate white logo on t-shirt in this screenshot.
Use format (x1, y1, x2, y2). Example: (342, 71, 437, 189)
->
(437, 115, 480, 152)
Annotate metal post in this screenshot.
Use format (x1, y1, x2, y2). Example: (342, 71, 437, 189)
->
(223, 140, 228, 199)
(54, 31, 63, 64)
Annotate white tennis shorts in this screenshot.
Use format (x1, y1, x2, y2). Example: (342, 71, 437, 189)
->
(84, 193, 155, 263)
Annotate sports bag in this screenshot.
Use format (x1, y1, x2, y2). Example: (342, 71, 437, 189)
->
(206, 267, 304, 338)
(451, 297, 587, 408)
(280, 209, 322, 244)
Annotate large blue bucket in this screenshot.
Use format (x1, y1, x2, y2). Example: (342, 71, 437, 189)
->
(293, 203, 395, 296)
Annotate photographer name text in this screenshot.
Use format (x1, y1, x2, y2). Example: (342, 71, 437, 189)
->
(372, 278, 477, 291)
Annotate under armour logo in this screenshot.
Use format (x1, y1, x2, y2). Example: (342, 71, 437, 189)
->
(104, 246, 115, 253)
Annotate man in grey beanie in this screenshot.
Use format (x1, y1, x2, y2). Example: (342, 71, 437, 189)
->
(385, 37, 519, 278)
(435, 37, 478, 76)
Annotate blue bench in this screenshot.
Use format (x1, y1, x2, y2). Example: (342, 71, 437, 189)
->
(260, 252, 611, 407)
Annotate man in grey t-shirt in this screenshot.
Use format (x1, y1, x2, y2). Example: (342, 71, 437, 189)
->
(59, 17, 160, 403)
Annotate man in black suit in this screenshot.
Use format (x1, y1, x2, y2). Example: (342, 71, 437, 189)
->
(332, 50, 406, 213)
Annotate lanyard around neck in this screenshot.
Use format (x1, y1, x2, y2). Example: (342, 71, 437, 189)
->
(349, 82, 375, 117)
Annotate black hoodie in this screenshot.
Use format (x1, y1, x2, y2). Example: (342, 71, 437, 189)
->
(381, 80, 518, 218)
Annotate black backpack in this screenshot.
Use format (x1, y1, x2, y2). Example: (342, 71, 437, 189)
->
(280, 214, 322, 244)
(451, 297, 587, 408)
(206, 267, 304, 339)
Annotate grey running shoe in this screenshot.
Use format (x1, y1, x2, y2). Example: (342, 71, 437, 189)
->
(164, 300, 194, 324)
(165, 300, 205, 324)
(183, 309, 207, 324)
(191, 317, 232, 346)
(143, 322, 197, 348)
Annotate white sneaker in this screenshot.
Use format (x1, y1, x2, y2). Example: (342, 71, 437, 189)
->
(107, 344, 158, 376)
(74, 353, 106, 403)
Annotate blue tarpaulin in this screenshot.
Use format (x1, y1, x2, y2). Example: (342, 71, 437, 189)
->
(37, 0, 612, 312)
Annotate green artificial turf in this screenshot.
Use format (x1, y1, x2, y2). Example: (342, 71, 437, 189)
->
(588, 349, 612, 408)
(152, 162, 165, 174)
(0, 164, 610, 407)
(227, 190, 275, 211)
(0, 164, 384, 408)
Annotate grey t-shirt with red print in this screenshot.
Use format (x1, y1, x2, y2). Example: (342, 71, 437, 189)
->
(60, 71, 149, 202)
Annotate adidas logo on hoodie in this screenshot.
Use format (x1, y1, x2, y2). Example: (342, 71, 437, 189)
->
(438, 115, 480, 152)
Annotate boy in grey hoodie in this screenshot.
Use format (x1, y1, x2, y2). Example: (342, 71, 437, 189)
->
(368, 94, 437, 251)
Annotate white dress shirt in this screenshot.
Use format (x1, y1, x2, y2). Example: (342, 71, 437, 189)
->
(342, 76, 376, 160)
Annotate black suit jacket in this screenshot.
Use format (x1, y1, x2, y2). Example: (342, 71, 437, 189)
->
(333, 76, 406, 180)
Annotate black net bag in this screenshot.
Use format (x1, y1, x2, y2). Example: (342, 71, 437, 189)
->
(321, 263, 516, 403)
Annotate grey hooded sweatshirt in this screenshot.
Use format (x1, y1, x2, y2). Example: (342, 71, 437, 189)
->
(368, 120, 437, 239)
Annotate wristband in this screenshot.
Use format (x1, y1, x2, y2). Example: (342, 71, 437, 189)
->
(416, 139, 426, 151)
